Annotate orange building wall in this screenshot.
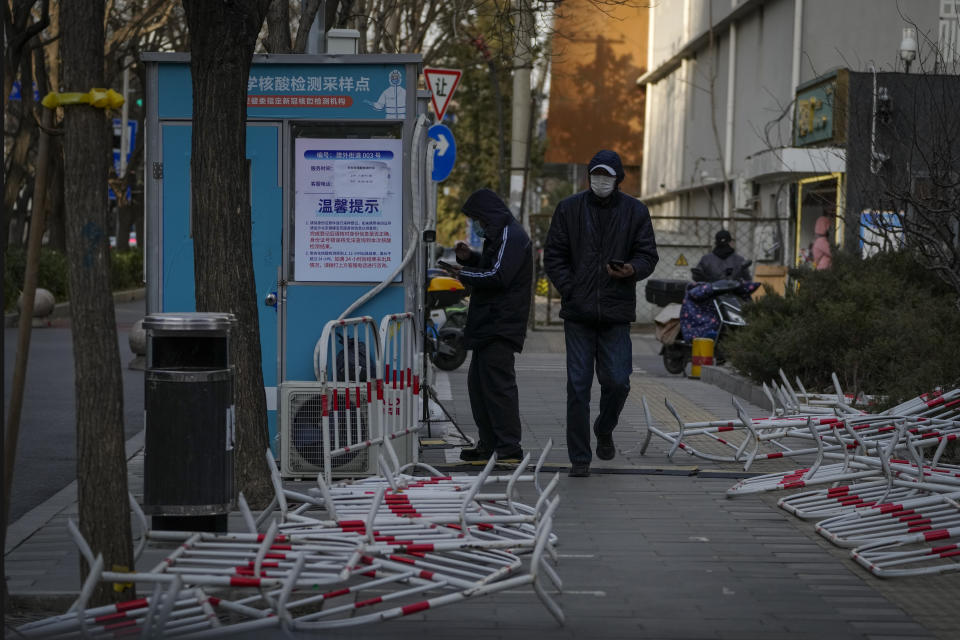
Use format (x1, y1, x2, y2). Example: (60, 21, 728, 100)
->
(545, 1, 648, 180)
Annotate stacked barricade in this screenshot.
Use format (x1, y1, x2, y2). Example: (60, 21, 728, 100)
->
(284, 314, 422, 483)
(377, 312, 421, 476)
(15, 443, 564, 637)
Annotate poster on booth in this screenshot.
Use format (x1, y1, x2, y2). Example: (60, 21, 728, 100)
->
(294, 138, 403, 282)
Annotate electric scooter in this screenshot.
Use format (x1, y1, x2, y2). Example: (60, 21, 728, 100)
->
(647, 277, 758, 375)
(426, 269, 469, 371)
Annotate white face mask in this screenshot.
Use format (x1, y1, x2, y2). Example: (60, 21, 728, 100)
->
(590, 174, 616, 198)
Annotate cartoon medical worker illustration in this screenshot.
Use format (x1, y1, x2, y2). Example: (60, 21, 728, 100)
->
(367, 69, 406, 119)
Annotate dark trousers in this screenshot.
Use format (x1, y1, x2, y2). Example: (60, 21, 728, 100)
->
(467, 339, 523, 456)
(564, 321, 632, 464)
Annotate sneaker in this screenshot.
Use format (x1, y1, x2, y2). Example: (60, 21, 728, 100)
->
(596, 433, 616, 461)
(568, 463, 591, 477)
(459, 445, 493, 462)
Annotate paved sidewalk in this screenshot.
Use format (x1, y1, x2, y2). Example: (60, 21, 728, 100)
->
(5, 327, 959, 638)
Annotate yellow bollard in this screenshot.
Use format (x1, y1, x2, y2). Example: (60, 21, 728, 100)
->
(690, 337, 715, 378)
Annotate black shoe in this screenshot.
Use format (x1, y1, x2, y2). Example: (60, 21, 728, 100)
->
(596, 433, 616, 461)
(568, 463, 590, 477)
(496, 449, 524, 464)
(460, 446, 493, 462)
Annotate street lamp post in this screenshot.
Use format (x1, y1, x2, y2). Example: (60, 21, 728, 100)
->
(899, 27, 917, 73)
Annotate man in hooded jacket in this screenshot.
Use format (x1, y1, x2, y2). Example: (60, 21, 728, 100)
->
(451, 188, 533, 463)
(544, 150, 658, 477)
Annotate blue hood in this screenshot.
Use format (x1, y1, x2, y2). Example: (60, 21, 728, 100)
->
(588, 150, 625, 185)
(461, 188, 514, 228)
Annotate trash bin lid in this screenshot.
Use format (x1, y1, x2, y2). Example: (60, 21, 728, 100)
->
(143, 312, 237, 332)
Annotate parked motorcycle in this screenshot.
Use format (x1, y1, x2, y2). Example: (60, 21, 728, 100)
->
(646, 277, 758, 375)
(426, 270, 469, 371)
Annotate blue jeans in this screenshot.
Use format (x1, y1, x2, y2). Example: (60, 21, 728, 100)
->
(564, 321, 632, 464)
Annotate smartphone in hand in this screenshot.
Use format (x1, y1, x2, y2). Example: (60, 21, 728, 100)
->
(437, 259, 461, 272)
(608, 259, 625, 269)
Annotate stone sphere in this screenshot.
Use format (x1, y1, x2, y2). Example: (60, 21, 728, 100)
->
(17, 288, 55, 317)
(129, 318, 147, 355)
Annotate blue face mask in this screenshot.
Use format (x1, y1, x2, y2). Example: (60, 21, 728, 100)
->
(473, 220, 486, 238)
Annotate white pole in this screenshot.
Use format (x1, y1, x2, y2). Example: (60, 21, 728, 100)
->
(791, 0, 804, 122)
(722, 21, 736, 221)
(510, 0, 533, 228)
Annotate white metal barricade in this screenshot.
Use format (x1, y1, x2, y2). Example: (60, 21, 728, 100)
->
(312, 316, 382, 484)
(851, 523, 960, 578)
(18, 445, 565, 637)
(378, 312, 421, 474)
(720, 382, 960, 579)
(284, 314, 426, 483)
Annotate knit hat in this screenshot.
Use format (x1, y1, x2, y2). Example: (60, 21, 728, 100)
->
(715, 229, 733, 246)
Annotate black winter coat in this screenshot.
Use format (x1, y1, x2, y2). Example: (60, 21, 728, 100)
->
(691, 249, 751, 283)
(543, 150, 659, 325)
(456, 189, 533, 352)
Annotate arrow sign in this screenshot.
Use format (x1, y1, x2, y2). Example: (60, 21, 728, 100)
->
(423, 67, 462, 123)
(428, 124, 456, 182)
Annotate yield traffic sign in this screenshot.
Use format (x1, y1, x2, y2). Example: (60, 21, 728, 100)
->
(423, 67, 462, 123)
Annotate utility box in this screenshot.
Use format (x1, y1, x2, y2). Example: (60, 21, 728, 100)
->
(142, 312, 236, 532)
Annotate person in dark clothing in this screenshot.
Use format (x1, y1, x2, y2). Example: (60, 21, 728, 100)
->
(543, 150, 659, 477)
(450, 188, 533, 463)
(691, 229, 752, 282)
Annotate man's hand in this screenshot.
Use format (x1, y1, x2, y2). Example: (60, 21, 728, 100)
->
(606, 262, 635, 279)
(454, 241, 472, 262)
(437, 259, 462, 274)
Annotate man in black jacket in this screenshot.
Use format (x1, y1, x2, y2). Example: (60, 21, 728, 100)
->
(544, 150, 658, 477)
(691, 229, 752, 282)
(451, 188, 532, 463)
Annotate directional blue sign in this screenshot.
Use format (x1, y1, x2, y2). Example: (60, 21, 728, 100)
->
(109, 118, 138, 201)
(427, 124, 456, 182)
(8, 80, 39, 102)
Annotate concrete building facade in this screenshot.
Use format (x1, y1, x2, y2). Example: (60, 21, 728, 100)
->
(636, 0, 955, 321)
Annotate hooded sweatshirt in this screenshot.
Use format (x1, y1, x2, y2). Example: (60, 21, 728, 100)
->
(456, 189, 533, 351)
(543, 150, 659, 324)
(812, 216, 832, 270)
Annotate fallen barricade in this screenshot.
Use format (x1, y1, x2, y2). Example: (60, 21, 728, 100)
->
(639, 367, 960, 578)
(713, 377, 960, 579)
(640, 369, 959, 472)
(14, 444, 564, 638)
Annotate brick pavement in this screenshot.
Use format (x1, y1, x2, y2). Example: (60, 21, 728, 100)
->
(5, 327, 958, 639)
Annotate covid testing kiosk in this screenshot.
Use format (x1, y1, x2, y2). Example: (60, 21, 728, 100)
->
(143, 51, 432, 479)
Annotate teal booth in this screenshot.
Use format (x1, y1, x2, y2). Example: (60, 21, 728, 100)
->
(143, 52, 429, 454)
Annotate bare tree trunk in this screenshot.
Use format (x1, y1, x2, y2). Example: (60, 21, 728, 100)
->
(265, 0, 292, 53)
(4, 108, 53, 541)
(293, 0, 322, 53)
(60, 0, 134, 606)
(3, 120, 35, 247)
(356, 0, 368, 52)
(47, 142, 67, 253)
(182, 0, 274, 508)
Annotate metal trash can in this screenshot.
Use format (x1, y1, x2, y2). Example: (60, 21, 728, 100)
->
(142, 312, 236, 532)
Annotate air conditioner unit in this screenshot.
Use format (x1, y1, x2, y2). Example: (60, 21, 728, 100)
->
(278, 381, 416, 479)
